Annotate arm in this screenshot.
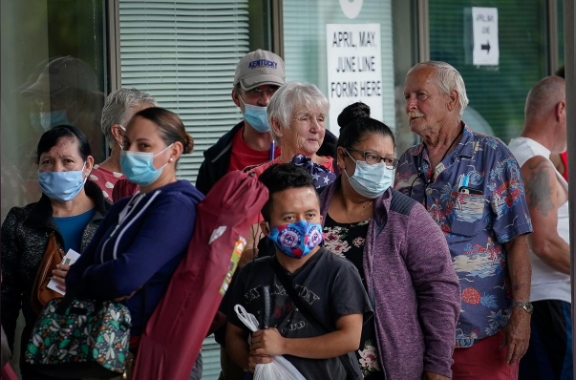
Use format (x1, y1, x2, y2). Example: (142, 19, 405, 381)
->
(250, 313, 363, 359)
(502, 234, 531, 365)
(65, 204, 121, 291)
(405, 204, 461, 379)
(82, 197, 196, 298)
(521, 156, 570, 274)
(0, 209, 24, 351)
(225, 322, 251, 370)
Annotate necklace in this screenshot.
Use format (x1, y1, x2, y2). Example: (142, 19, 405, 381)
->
(339, 191, 373, 223)
(439, 128, 463, 164)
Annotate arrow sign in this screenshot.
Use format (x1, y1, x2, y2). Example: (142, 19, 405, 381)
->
(472, 7, 498, 65)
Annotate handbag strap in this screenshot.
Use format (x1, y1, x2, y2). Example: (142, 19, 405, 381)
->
(270, 257, 361, 380)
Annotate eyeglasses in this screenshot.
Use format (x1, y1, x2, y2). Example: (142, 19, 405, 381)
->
(346, 148, 398, 169)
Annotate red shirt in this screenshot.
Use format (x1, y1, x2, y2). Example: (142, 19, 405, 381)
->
(560, 151, 568, 181)
(227, 126, 280, 172)
(89, 165, 126, 201)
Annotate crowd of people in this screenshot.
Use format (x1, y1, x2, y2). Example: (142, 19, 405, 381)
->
(0, 48, 572, 380)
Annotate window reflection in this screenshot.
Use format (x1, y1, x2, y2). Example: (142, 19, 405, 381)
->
(1, 0, 106, 223)
(21, 56, 105, 159)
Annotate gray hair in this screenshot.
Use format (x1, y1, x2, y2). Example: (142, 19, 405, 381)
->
(100, 88, 158, 148)
(407, 61, 469, 116)
(267, 81, 329, 144)
(524, 76, 565, 119)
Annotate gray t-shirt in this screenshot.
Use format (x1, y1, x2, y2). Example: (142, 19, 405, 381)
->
(227, 247, 373, 380)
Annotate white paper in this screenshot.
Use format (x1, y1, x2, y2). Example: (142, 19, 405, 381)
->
(47, 249, 81, 295)
(326, 24, 382, 135)
(472, 7, 499, 66)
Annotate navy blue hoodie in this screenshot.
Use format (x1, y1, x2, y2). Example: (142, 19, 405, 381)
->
(66, 180, 204, 336)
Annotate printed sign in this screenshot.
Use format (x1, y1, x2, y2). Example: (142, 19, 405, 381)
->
(47, 249, 81, 295)
(472, 7, 499, 66)
(326, 24, 382, 134)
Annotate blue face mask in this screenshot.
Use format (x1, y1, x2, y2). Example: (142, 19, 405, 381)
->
(40, 109, 69, 131)
(268, 220, 323, 259)
(38, 162, 87, 202)
(344, 151, 394, 199)
(241, 96, 270, 133)
(120, 144, 173, 186)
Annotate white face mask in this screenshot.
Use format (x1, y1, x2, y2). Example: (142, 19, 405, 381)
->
(344, 151, 394, 198)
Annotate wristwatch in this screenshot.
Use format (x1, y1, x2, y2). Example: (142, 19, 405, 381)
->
(512, 301, 534, 315)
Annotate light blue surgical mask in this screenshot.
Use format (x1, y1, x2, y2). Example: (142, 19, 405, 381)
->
(241, 96, 270, 133)
(344, 150, 394, 199)
(268, 220, 323, 259)
(40, 109, 69, 131)
(38, 162, 87, 202)
(120, 144, 173, 186)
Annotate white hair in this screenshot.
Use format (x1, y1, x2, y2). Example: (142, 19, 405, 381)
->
(524, 76, 565, 120)
(100, 88, 158, 148)
(407, 61, 469, 116)
(267, 81, 329, 145)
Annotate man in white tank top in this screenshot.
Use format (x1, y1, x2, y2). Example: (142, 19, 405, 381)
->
(509, 75, 572, 380)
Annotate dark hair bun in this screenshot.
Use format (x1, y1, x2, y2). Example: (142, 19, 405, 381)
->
(337, 102, 371, 130)
(183, 133, 194, 154)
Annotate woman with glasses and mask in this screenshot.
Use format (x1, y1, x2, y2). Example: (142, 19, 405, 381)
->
(66, 107, 203, 358)
(1, 125, 111, 378)
(319, 102, 461, 380)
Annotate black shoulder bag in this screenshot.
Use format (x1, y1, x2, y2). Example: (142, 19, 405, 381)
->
(271, 258, 363, 380)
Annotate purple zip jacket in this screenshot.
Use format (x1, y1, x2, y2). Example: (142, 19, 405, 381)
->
(320, 182, 461, 379)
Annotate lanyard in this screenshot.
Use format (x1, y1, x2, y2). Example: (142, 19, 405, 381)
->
(269, 141, 275, 161)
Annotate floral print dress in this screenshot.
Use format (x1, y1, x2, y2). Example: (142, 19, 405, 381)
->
(324, 214, 385, 380)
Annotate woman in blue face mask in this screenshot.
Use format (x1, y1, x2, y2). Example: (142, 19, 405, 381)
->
(1, 125, 112, 378)
(65, 107, 203, 360)
(318, 103, 461, 380)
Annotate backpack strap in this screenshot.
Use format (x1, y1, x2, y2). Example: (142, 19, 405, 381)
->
(271, 258, 362, 380)
(390, 189, 416, 216)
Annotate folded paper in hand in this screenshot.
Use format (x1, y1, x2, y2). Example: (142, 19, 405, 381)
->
(46, 249, 81, 295)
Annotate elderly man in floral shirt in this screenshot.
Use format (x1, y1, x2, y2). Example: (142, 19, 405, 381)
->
(395, 61, 533, 380)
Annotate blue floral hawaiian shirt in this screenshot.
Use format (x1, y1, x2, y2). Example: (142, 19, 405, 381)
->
(394, 124, 533, 348)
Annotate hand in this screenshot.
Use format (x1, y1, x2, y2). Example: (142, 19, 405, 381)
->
(423, 371, 450, 380)
(250, 328, 285, 356)
(500, 308, 531, 364)
(247, 354, 273, 373)
(51, 263, 70, 292)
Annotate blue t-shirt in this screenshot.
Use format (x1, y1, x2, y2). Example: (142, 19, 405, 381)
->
(53, 209, 95, 253)
(395, 124, 533, 348)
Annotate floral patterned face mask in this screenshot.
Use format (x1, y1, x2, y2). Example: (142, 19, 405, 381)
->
(268, 220, 323, 259)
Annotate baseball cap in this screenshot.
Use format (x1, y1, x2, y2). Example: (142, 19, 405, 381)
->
(233, 49, 285, 91)
(21, 56, 98, 99)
